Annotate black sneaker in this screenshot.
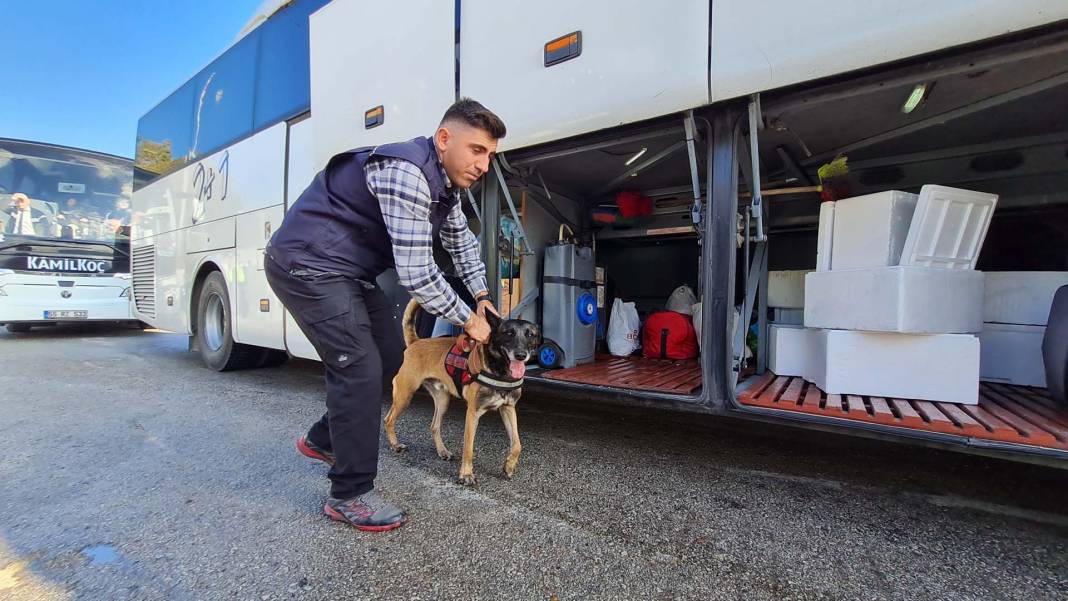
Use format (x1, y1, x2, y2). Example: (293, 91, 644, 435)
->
(323, 491, 407, 532)
(296, 434, 335, 465)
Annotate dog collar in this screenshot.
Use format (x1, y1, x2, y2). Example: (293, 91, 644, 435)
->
(475, 372, 524, 391)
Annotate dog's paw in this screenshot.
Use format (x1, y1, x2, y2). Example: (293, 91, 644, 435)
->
(503, 463, 517, 480)
(390, 442, 408, 453)
(457, 473, 477, 487)
(437, 448, 454, 461)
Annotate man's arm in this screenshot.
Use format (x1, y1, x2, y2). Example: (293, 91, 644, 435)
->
(440, 198, 489, 302)
(366, 158, 473, 327)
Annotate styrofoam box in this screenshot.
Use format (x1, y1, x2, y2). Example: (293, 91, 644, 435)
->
(772, 308, 804, 325)
(768, 324, 821, 378)
(768, 270, 811, 309)
(816, 201, 835, 271)
(979, 323, 1047, 387)
(814, 330, 980, 405)
(830, 190, 917, 270)
(900, 185, 998, 270)
(804, 266, 984, 334)
(984, 271, 1068, 326)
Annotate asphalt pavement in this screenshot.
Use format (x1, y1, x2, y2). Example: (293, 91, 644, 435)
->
(1, 325, 1066, 600)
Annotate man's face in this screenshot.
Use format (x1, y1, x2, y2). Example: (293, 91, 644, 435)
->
(66, 198, 78, 209)
(434, 122, 498, 189)
(13, 195, 30, 211)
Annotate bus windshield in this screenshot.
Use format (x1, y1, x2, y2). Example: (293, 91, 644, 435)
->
(0, 139, 133, 249)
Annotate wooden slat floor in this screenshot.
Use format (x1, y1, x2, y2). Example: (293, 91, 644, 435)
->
(738, 372, 1068, 451)
(541, 354, 702, 394)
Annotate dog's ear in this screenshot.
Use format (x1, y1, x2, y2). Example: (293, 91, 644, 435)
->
(484, 309, 502, 332)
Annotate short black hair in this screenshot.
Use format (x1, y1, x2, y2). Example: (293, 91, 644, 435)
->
(440, 97, 506, 139)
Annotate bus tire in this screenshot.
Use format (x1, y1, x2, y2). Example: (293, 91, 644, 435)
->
(6, 323, 31, 333)
(257, 348, 289, 368)
(195, 271, 262, 371)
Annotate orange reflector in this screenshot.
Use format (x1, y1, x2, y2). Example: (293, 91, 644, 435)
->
(544, 31, 582, 67)
(365, 105, 384, 129)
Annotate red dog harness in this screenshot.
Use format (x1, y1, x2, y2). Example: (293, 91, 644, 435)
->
(444, 335, 524, 393)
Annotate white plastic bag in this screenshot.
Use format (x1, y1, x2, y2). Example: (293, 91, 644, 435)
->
(692, 301, 703, 352)
(608, 298, 641, 356)
(666, 285, 698, 315)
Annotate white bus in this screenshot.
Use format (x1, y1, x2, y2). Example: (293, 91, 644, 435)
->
(0, 138, 137, 333)
(132, 0, 1068, 464)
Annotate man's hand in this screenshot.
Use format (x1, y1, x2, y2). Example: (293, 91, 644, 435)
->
(476, 296, 499, 319)
(464, 312, 491, 343)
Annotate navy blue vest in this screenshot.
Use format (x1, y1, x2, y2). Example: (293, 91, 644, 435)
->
(268, 136, 458, 279)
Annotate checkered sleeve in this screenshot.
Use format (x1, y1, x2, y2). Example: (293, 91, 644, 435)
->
(365, 158, 472, 326)
(440, 196, 489, 300)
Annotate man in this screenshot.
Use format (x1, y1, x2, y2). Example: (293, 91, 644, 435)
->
(5, 193, 49, 236)
(264, 98, 506, 532)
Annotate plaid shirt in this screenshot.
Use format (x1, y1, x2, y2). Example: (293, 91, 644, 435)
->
(365, 157, 488, 326)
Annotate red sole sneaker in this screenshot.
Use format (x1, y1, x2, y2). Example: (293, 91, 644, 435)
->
(323, 503, 406, 532)
(296, 435, 335, 465)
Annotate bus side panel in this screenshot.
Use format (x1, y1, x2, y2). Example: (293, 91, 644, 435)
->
(233, 206, 284, 349)
(309, 0, 456, 170)
(710, 0, 1068, 102)
(460, 0, 710, 152)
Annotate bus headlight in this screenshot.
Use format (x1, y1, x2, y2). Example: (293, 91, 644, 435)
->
(0, 268, 13, 275)
(115, 272, 132, 280)
(120, 287, 131, 298)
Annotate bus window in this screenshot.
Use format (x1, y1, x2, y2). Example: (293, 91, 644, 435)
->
(190, 32, 258, 159)
(135, 81, 195, 185)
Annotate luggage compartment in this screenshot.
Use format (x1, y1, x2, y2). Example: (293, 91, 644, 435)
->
(730, 29, 1068, 455)
(484, 117, 710, 399)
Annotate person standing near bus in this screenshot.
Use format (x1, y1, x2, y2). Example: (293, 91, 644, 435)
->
(264, 98, 506, 532)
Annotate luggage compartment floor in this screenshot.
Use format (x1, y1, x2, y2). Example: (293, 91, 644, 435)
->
(738, 372, 1068, 451)
(540, 354, 702, 394)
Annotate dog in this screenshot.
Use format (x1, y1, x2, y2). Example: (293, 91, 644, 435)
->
(384, 299, 542, 486)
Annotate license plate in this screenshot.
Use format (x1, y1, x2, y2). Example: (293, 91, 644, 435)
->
(43, 310, 88, 319)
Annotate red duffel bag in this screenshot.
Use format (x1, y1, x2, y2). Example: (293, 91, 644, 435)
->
(642, 311, 698, 360)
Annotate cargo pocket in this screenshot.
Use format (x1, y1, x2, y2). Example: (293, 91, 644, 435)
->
(303, 296, 370, 370)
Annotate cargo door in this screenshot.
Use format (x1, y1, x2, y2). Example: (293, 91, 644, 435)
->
(308, 0, 456, 170)
(460, 0, 710, 151)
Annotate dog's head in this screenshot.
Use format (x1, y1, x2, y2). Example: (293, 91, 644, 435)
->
(484, 311, 542, 379)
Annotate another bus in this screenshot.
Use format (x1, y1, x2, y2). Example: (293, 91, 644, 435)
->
(132, 0, 1068, 465)
(0, 138, 137, 332)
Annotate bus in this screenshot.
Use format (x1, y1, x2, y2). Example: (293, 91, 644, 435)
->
(0, 138, 137, 332)
(132, 0, 1068, 465)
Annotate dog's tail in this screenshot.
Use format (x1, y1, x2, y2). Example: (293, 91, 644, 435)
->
(402, 299, 422, 347)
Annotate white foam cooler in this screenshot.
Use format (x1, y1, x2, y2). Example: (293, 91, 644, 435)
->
(983, 271, 1068, 326)
(830, 190, 917, 270)
(768, 270, 810, 309)
(804, 266, 984, 334)
(814, 330, 980, 405)
(979, 323, 1047, 387)
(768, 324, 821, 378)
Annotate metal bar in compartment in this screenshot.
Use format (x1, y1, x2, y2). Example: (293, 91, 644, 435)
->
(492, 158, 532, 255)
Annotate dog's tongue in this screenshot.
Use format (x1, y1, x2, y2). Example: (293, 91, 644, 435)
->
(509, 360, 526, 379)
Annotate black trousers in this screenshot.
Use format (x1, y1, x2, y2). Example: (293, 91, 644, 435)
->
(264, 255, 403, 499)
